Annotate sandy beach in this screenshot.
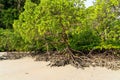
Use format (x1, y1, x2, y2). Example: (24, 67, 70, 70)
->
(0, 56, 120, 80)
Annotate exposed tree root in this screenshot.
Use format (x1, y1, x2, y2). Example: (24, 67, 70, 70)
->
(0, 50, 120, 70)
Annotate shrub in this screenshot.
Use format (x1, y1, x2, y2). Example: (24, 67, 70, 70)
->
(69, 27, 100, 51)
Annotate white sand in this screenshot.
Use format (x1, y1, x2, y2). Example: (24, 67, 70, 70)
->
(0, 57, 120, 80)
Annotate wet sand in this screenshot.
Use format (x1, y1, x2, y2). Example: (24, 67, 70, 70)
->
(0, 56, 120, 80)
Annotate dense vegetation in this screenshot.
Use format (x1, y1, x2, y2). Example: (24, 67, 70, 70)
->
(0, 0, 120, 53)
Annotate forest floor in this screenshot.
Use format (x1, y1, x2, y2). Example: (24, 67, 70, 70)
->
(0, 56, 120, 80)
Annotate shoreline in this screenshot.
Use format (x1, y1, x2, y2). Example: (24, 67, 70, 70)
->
(0, 57, 120, 80)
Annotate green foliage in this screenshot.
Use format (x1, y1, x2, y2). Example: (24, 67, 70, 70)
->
(0, 0, 119, 53)
(0, 0, 25, 29)
(13, 0, 120, 53)
(93, 0, 120, 50)
(69, 27, 100, 50)
(13, 0, 86, 52)
(0, 29, 15, 51)
(0, 28, 31, 51)
(0, 8, 18, 29)
(105, 19, 120, 46)
(13, 0, 44, 51)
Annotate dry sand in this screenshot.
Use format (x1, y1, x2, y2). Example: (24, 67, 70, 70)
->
(0, 56, 120, 80)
